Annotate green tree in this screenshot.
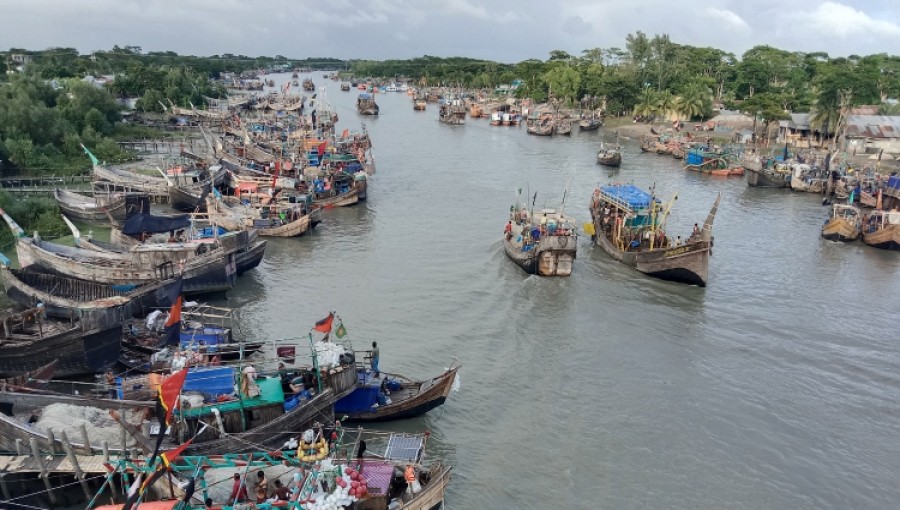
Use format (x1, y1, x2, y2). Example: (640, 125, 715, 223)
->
(542, 64, 581, 105)
(633, 86, 658, 118)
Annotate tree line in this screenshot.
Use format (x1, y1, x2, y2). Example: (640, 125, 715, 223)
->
(350, 32, 900, 131)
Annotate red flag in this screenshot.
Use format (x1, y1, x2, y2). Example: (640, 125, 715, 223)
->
(163, 295, 183, 346)
(160, 369, 188, 425)
(314, 313, 334, 333)
(161, 438, 192, 468)
(317, 142, 327, 157)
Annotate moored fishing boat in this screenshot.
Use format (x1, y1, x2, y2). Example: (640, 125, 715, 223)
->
(579, 117, 603, 131)
(821, 203, 861, 242)
(88, 427, 450, 510)
(861, 209, 900, 250)
(2, 209, 236, 295)
(0, 305, 121, 378)
(527, 113, 554, 136)
(589, 185, 720, 286)
(684, 149, 744, 176)
(0, 265, 177, 327)
(341, 82, 351, 91)
(302, 78, 315, 91)
(597, 143, 622, 167)
(744, 158, 792, 188)
(469, 103, 483, 118)
(503, 194, 578, 276)
(335, 361, 460, 422)
(205, 193, 315, 237)
(554, 118, 572, 136)
(413, 98, 426, 111)
(53, 188, 130, 223)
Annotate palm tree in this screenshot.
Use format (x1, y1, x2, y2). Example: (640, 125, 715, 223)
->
(656, 90, 677, 119)
(676, 83, 710, 121)
(633, 86, 658, 119)
(810, 89, 851, 149)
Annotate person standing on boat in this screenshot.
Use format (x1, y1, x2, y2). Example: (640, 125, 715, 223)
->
(254, 470, 269, 503)
(504, 220, 513, 240)
(370, 341, 380, 378)
(229, 473, 248, 503)
(105, 369, 117, 399)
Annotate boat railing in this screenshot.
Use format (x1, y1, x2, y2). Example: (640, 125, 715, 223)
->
(596, 190, 634, 214)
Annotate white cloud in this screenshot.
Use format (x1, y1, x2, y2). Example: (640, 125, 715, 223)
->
(704, 8, 749, 31)
(790, 1, 900, 38)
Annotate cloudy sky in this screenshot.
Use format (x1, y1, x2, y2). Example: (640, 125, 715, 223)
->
(1, 0, 898, 62)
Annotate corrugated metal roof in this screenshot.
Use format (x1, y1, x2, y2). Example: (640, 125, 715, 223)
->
(845, 115, 900, 139)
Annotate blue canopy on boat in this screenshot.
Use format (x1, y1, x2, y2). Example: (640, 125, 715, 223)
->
(600, 184, 658, 210)
(887, 175, 900, 192)
(358, 92, 373, 100)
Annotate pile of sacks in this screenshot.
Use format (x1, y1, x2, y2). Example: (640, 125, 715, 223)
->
(314, 341, 350, 368)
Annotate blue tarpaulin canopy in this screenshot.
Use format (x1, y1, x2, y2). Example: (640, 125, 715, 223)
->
(887, 175, 900, 192)
(600, 184, 658, 210)
(358, 92, 373, 100)
(183, 366, 235, 399)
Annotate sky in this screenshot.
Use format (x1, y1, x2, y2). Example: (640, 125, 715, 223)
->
(1, 0, 899, 63)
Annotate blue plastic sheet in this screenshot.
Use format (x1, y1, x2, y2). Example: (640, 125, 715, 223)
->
(183, 367, 235, 398)
(600, 185, 657, 210)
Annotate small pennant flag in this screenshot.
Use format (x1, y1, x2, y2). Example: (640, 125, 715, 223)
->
(335, 322, 347, 339)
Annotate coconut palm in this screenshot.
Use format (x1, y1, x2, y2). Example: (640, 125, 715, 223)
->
(633, 86, 658, 119)
(675, 83, 710, 121)
(656, 89, 677, 119)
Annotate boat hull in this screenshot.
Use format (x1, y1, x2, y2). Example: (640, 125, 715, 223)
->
(335, 366, 459, 422)
(503, 235, 576, 276)
(54, 189, 128, 223)
(862, 224, 900, 250)
(1, 267, 177, 328)
(597, 154, 622, 167)
(235, 239, 267, 274)
(0, 323, 122, 378)
(746, 169, 790, 188)
(821, 217, 860, 242)
(168, 184, 210, 212)
(592, 229, 711, 286)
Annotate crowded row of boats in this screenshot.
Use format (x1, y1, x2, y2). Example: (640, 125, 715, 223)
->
(0, 78, 459, 509)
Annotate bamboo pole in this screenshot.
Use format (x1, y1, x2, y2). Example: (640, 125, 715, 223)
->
(60, 431, 92, 498)
(30, 438, 56, 504)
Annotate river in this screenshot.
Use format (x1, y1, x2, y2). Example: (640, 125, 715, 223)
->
(19, 72, 900, 509)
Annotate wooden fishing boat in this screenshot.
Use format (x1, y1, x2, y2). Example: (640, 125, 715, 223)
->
(413, 99, 427, 111)
(357, 92, 380, 115)
(554, 119, 572, 136)
(821, 203, 861, 242)
(790, 163, 828, 193)
(589, 185, 720, 287)
(861, 210, 900, 250)
(90, 429, 450, 510)
(0, 306, 122, 378)
(205, 195, 314, 237)
(0, 266, 177, 327)
(302, 78, 315, 91)
(503, 202, 578, 276)
(579, 118, 603, 131)
(744, 158, 792, 188)
(684, 149, 744, 176)
(0, 360, 56, 393)
(3, 210, 236, 295)
(527, 121, 554, 136)
(53, 188, 129, 223)
(597, 143, 622, 167)
(438, 100, 466, 125)
(469, 103, 483, 118)
(341, 82, 351, 91)
(335, 363, 459, 422)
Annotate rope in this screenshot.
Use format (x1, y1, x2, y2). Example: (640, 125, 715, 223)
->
(0, 473, 107, 504)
